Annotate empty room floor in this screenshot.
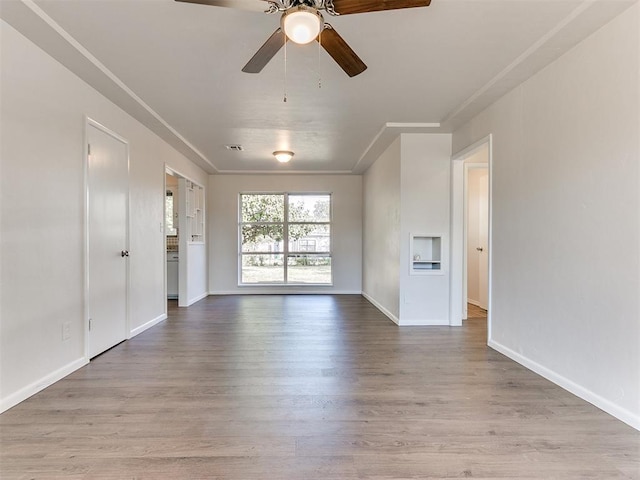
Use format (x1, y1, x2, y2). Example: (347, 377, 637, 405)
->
(1, 295, 638, 479)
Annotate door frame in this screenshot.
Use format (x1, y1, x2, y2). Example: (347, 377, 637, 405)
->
(450, 135, 492, 338)
(164, 166, 184, 309)
(463, 162, 489, 313)
(164, 165, 203, 308)
(84, 117, 131, 360)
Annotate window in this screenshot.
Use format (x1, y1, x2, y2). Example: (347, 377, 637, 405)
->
(165, 190, 177, 236)
(239, 193, 331, 285)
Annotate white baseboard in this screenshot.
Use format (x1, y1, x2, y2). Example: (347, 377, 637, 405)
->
(362, 292, 447, 326)
(467, 298, 487, 310)
(209, 290, 363, 295)
(129, 313, 167, 338)
(0, 357, 88, 414)
(188, 292, 209, 305)
(399, 318, 449, 326)
(361, 291, 400, 325)
(180, 291, 209, 307)
(488, 339, 640, 431)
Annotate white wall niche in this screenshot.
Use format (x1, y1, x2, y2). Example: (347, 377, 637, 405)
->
(410, 234, 443, 275)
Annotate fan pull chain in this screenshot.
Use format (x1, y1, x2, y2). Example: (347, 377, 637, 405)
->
(283, 39, 288, 103)
(318, 30, 322, 89)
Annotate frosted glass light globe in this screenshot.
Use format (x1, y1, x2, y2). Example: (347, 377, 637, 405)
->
(283, 8, 322, 45)
(273, 151, 294, 163)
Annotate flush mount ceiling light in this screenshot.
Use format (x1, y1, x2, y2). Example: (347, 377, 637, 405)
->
(273, 150, 294, 163)
(282, 5, 322, 45)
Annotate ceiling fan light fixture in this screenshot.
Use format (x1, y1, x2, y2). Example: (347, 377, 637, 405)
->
(282, 6, 323, 45)
(273, 150, 294, 163)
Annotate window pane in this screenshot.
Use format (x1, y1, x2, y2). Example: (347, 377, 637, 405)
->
(289, 224, 330, 253)
(165, 192, 177, 236)
(241, 225, 284, 252)
(288, 195, 330, 222)
(287, 256, 331, 284)
(242, 255, 284, 283)
(238, 192, 332, 286)
(241, 194, 284, 222)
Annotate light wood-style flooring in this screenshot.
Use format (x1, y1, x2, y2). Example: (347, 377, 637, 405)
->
(1, 295, 638, 479)
(467, 303, 487, 320)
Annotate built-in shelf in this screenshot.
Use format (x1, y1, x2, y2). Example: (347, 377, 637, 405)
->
(410, 234, 443, 275)
(413, 260, 441, 268)
(185, 180, 204, 243)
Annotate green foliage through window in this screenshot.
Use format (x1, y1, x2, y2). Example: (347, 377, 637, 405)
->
(239, 193, 331, 284)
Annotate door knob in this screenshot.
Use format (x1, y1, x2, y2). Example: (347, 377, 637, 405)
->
(121, 250, 129, 257)
(476, 247, 484, 252)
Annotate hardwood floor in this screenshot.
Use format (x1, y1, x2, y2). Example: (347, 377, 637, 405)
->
(1, 295, 638, 479)
(466, 303, 487, 320)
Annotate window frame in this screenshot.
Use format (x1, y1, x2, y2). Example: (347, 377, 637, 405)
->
(238, 192, 332, 286)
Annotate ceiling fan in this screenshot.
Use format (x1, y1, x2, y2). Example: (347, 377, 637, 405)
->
(176, 0, 432, 77)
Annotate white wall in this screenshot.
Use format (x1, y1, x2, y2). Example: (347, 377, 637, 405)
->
(362, 134, 453, 325)
(129, 134, 207, 330)
(176, 177, 208, 307)
(399, 134, 452, 325)
(186, 244, 208, 304)
(208, 174, 362, 294)
(362, 138, 401, 321)
(0, 20, 207, 411)
(453, 4, 640, 429)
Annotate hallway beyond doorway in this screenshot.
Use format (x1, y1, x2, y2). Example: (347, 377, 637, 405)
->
(467, 302, 487, 320)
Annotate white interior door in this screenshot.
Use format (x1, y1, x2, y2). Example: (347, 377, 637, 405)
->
(87, 121, 129, 358)
(477, 169, 489, 309)
(466, 165, 489, 311)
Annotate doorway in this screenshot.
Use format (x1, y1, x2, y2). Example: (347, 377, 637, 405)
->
(164, 168, 206, 308)
(450, 135, 492, 336)
(86, 119, 129, 358)
(165, 172, 179, 302)
(465, 163, 489, 314)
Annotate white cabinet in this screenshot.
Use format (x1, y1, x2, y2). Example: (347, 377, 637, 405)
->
(410, 234, 443, 275)
(167, 252, 179, 299)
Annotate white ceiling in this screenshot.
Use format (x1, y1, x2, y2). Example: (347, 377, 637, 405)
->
(1, 0, 635, 174)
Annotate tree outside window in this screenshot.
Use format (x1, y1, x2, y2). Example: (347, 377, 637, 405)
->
(239, 193, 331, 284)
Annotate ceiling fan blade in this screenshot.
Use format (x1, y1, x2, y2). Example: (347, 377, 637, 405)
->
(330, 0, 431, 15)
(319, 26, 367, 77)
(242, 28, 287, 73)
(175, 0, 270, 13)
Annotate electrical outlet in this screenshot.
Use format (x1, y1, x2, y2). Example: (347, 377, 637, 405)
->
(62, 322, 71, 341)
